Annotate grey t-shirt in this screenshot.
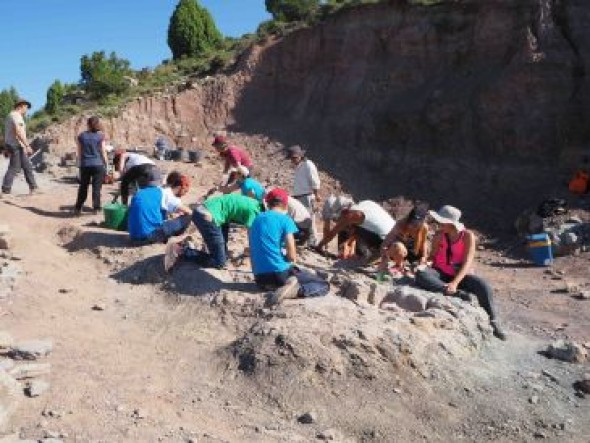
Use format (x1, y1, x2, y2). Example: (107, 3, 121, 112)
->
(4, 111, 25, 147)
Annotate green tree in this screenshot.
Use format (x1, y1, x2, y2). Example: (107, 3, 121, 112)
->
(45, 80, 65, 114)
(0, 87, 19, 138)
(167, 0, 223, 60)
(80, 51, 132, 99)
(265, 0, 320, 22)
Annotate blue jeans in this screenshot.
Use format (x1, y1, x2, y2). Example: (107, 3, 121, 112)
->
(147, 214, 191, 243)
(186, 207, 228, 268)
(254, 266, 330, 298)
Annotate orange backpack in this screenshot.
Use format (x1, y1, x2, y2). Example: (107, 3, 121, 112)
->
(569, 170, 589, 194)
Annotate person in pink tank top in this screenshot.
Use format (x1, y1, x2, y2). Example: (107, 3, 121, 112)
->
(415, 205, 507, 340)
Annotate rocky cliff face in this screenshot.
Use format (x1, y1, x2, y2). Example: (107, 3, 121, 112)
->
(43, 0, 590, 229)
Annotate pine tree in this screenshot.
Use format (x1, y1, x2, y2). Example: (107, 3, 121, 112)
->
(45, 80, 65, 114)
(265, 0, 320, 22)
(167, 0, 223, 60)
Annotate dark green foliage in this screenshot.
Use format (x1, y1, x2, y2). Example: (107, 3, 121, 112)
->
(80, 51, 132, 100)
(0, 87, 19, 139)
(265, 0, 320, 22)
(167, 0, 223, 60)
(45, 80, 65, 114)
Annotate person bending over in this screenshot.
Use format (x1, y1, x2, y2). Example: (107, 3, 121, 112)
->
(249, 188, 329, 306)
(114, 149, 159, 205)
(315, 200, 395, 263)
(127, 172, 192, 243)
(207, 165, 265, 204)
(165, 193, 261, 271)
(415, 205, 507, 340)
(378, 206, 429, 273)
(287, 196, 313, 246)
(211, 135, 254, 183)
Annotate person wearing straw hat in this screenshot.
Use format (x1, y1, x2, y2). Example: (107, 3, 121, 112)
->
(415, 205, 507, 340)
(2, 98, 39, 195)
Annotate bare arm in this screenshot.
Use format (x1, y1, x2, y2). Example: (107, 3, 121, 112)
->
(428, 231, 443, 262)
(118, 153, 128, 173)
(316, 216, 353, 250)
(418, 224, 429, 264)
(218, 182, 240, 195)
(100, 138, 108, 167)
(378, 225, 400, 270)
(76, 137, 82, 163)
(285, 233, 297, 263)
(450, 230, 476, 286)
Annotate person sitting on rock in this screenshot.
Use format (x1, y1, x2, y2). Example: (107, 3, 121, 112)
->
(287, 196, 313, 246)
(415, 205, 507, 340)
(114, 149, 160, 205)
(211, 135, 254, 183)
(164, 193, 261, 272)
(207, 165, 265, 205)
(249, 188, 330, 305)
(127, 171, 192, 244)
(315, 199, 396, 263)
(378, 206, 430, 274)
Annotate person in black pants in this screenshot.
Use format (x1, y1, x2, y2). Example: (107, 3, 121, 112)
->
(74, 116, 108, 215)
(113, 150, 159, 205)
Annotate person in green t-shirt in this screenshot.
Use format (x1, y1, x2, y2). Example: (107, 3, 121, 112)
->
(164, 193, 261, 272)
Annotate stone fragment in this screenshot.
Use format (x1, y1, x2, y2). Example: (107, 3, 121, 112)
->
(340, 280, 370, 304)
(297, 411, 316, 424)
(25, 379, 50, 397)
(9, 363, 51, 380)
(564, 282, 580, 294)
(573, 373, 590, 394)
(9, 339, 53, 360)
(389, 288, 428, 312)
(317, 428, 339, 440)
(0, 369, 21, 433)
(0, 226, 11, 250)
(368, 283, 388, 306)
(573, 291, 590, 300)
(0, 332, 13, 349)
(91, 303, 106, 311)
(545, 340, 588, 363)
(529, 395, 539, 404)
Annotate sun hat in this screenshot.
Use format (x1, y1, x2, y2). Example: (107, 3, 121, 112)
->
(14, 98, 32, 109)
(429, 205, 465, 231)
(321, 195, 354, 221)
(265, 188, 289, 207)
(212, 135, 228, 148)
(285, 145, 306, 159)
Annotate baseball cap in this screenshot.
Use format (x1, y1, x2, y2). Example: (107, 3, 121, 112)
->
(264, 188, 289, 206)
(212, 135, 228, 148)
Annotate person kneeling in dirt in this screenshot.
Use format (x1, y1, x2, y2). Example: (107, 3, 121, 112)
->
(127, 171, 192, 243)
(315, 199, 395, 263)
(249, 188, 330, 305)
(378, 206, 429, 275)
(165, 193, 261, 271)
(415, 206, 507, 340)
(114, 149, 159, 205)
(287, 196, 313, 246)
(206, 165, 265, 205)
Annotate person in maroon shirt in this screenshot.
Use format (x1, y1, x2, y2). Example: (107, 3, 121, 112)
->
(211, 136, 253, 181)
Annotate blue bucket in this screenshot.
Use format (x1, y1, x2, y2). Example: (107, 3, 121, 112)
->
(527, 233, 554, 266)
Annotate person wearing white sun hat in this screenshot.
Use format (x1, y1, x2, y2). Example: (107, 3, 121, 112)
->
(415, 205, 507, 340)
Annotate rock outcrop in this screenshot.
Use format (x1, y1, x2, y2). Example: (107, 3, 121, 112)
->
(40, 0, 590, 227)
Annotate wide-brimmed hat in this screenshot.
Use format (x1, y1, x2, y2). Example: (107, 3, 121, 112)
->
(285, 145, 306, 159)
(429, 205, 465, 231)
(212, 135, 228, 149)
(14, 98, 32, 109)
(321, 195, 354, 221)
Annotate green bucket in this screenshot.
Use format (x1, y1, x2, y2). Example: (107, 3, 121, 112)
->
(103, 203, 128, 231)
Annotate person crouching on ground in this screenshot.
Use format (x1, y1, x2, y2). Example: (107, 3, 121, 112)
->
(315, 200, 395, 264)
(164, 193, 261, 272)
(286, 145, 321, 246)
(207, 165, 265, 205)
(378, 206, 429, 274)
(127, 171, 192, 244)
(114, 149, 159, 205)
(211, 135, 254, 184)
(415, 205, 507, 340)
(287, 196, 313, 246)
(249, 188, 330, 306)
(74, 116, 108, 215)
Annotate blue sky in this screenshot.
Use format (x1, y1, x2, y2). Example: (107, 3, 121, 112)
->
(0, 0, 270, 111)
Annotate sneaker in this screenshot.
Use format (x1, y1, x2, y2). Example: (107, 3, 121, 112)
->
(490, 320, 508, 341)
(164, 240, 183, 273)
(267, 276, 301, 306)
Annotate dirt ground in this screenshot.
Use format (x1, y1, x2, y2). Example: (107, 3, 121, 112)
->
(0, 151, 589, 443)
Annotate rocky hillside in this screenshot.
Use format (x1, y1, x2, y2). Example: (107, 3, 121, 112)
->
(41, 0, 590, 229)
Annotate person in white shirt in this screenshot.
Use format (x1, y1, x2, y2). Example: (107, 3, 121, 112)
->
(2, 98, 39, 195)
(114, 149, 159, 205)
(287, 196, 312, 246)
(286, 145, 320, 246)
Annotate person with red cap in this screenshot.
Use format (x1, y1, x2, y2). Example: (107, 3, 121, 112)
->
(211, 135, 253, 183)
(249, 188, 329, 306)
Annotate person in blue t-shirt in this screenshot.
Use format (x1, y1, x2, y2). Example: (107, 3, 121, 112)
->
(249, 188, 330, 306)
(127, 172, 192, 243)
(206, 165, 265, 204)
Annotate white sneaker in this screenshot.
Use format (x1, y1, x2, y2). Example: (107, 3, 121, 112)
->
(164, 240, 183, 273)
